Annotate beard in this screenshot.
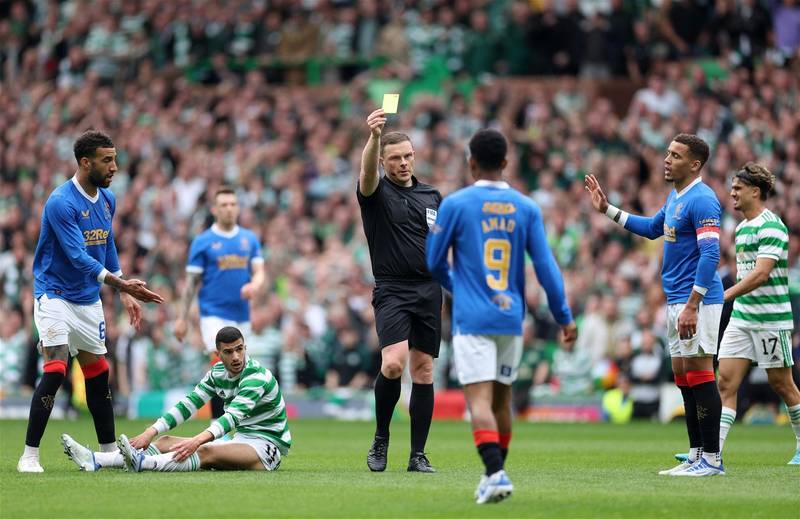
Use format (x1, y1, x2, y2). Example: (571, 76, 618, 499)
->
(88, 164, 111, 188)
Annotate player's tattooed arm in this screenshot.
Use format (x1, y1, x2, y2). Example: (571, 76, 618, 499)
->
(241, 263, 266, 300)
(174, 273, 200, 342)
(178, 272, 201, 320)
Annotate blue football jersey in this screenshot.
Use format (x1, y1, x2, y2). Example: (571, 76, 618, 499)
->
(623, 177, 724, 305)
(187, 225, 263, 322)
(33, 177, 121, 305)
(426, 180, 572, 336)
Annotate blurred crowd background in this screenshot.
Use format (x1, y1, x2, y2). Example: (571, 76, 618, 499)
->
(1, 0, 799, 422)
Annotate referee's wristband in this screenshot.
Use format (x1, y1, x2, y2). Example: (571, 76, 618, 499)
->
(604, 205, 628, 225)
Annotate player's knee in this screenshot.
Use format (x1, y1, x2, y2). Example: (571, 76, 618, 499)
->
(154, 436, 175, 450)
(717, 374, 735, 395)
(381, 360, 404, 379)
(470, 406, 495, 427)
(196, 444, 215, 465)
(767, 374, 798, 399)
(410, 363, 433, 383)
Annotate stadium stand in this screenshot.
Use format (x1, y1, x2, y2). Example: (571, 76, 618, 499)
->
(1, 0, 798, 423)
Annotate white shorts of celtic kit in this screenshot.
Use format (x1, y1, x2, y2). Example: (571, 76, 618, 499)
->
(453, 334, 523, 385)
(33, 294, 106, 356)
(719, 326, 794, 369)
(200, 316, 251, 353)
(666, 303, 722, 357)
(209, 432, 282, 471)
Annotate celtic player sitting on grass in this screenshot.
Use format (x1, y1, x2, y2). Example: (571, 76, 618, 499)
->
(61, 326, 291, 472)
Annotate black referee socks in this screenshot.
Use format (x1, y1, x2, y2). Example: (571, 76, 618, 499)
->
(374, 373, 401, 438)
(409, 383, 434, 453)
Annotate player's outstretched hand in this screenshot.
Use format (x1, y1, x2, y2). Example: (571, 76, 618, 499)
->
(366, 109, 386, 138)
(120, 292, 143, 331)
(584, 174, 609, 214)
(121, 279, 165, 304)
(560, 321, 578, 346)
(129, 427, 158, 450)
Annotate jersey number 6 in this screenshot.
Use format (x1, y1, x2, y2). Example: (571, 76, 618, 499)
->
(484, 238, 511, 291)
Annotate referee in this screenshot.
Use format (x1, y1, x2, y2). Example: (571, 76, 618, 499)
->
(358, 108, 442, 473)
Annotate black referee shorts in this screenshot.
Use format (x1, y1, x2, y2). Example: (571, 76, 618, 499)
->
(372, 281, 442, 358)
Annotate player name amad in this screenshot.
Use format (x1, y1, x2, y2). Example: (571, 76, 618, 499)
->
(482, 217, 516, 234)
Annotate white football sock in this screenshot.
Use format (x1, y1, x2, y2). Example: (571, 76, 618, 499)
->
(688, 447, 702, 463)
(23, 445, 39, 458)
(787, 404, 800, 449)
(702, 450, 721, 466)
(142, 452, 201, 472)
(144, 445, 162, 456)
(719, 406, 736, 453)
(94, 451, 124, 468)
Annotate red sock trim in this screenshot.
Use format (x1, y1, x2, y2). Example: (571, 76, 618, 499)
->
(674, 374, 689, 387)
(43, 359, 67, 375)
(473, 429, 499, 446)
(81, 357, 109, 379)
(499, 432, 511, 450)
(686, 370, 716, 387)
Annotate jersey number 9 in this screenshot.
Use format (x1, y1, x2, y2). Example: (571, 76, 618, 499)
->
(484, 238, 511, 291)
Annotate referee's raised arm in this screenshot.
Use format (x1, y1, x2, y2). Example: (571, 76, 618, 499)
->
(359, 109, 386, 197)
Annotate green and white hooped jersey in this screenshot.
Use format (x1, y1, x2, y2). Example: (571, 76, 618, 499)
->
(152, 357, 292, 454)
(730, 209, 793, 331)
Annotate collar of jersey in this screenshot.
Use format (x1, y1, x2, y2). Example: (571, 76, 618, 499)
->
(71, 175, 100, 203)
(474, 179, 510, 189)
(745, 208, 769, 224)
(211, 224, 240, 238)
(674, 176, 702, 199)
(385, 174, 417, 190)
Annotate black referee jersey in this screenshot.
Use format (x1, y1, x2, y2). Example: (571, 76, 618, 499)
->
(357, 175, 442, 283)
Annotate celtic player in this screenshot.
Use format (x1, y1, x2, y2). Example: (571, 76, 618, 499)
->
(716, 163, 800, 465)
(62, 327, 291, 472)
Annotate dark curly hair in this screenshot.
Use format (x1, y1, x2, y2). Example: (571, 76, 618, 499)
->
(469, 129, 507, 171)
(734, 162, 776, 200)
(73, 130, 114, 163)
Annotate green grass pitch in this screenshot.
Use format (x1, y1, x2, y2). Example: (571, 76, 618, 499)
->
(1, 418, 798, 518)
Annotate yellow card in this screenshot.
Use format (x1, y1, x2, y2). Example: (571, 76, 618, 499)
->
(382, 93, 400, 114)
